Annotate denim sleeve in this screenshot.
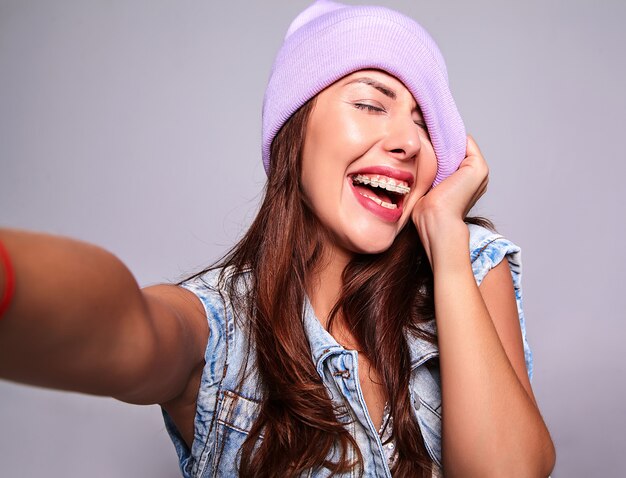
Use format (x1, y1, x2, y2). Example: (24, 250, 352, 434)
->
(161, 269, 230, 478)
(467, 223, 533, 381)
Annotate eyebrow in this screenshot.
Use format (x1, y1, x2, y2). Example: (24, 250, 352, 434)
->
(344, 77, 397, 100)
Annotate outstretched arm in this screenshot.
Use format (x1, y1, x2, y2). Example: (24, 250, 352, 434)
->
(0, 228, 207, 405)
(413, 137, 555, 477)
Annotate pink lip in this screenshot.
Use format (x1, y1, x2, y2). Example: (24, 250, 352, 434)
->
(348, 179, 404, 223)
(350, 165, 414, 187)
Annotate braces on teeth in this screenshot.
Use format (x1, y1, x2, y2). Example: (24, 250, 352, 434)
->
(352, 174, 410, 194)
(359, 192, 397, 209)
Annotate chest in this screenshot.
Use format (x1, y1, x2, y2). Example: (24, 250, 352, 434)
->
(161, 289, 445, 476)
(353, 353, 387, 432)
(163, 350, 444, 478)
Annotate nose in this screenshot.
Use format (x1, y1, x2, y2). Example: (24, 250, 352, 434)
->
(381, 114, 422, 161)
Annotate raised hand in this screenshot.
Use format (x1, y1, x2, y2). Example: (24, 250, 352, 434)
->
(411, 135, 489, 267)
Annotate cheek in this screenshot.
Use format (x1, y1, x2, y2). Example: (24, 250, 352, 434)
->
(415, 145, 438, 193)
(304, 107, 374, 167)
(300, 130, 340, 215)
(401, 146, 438, 216)
(301, 113, 373, 203)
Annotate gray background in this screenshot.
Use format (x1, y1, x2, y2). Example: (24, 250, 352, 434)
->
(1, 0, 624, 476)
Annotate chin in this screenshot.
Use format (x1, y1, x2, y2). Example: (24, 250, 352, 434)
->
(321, 213, 408, 258)
(344, 232, 398, 256)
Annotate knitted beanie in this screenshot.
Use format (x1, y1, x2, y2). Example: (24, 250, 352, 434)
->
(261, 0, 466, 187)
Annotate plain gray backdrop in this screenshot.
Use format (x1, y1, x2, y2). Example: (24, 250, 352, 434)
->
(1, 0, 624, 476)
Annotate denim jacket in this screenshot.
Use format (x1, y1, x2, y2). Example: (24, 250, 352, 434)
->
(162, 223, 532, 477)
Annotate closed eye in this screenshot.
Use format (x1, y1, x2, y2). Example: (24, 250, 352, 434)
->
(355, 103, 429, 134)
(354, 103, 384, 113)
(417, 122, 431, 141)
(415, 121, 428, 131)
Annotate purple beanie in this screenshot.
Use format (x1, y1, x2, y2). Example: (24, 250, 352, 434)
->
(261, 0, 466, 187)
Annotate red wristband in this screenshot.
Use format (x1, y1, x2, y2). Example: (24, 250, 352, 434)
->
(0, 239, 16, 320)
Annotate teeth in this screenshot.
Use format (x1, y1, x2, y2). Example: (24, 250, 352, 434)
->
(352, 174, 410, 194)
(359, 192, 398, 209)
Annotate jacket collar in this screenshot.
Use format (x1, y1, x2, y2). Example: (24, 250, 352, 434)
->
(303, 297, 345, 375)
(406, 320, 439, 369)
(303, 296, 439, 373)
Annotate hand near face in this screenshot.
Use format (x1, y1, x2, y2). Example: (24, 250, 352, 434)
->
(411, 135, 489, 266)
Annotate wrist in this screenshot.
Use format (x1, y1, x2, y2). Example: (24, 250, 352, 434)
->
(0, 237, 16, 321)
(417, 212, 468, 253)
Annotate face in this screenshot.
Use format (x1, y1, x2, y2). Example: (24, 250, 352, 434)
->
(300, 69, 437, 258)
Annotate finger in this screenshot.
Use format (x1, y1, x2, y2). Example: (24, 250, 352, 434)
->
(478, 180, 488, 200)
(464, 178, 488, 216)
(466, 134, 483, 158)
(465, 135, 489, 178)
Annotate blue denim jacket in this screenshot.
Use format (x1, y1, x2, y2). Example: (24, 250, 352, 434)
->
(163, 223, 532, 477)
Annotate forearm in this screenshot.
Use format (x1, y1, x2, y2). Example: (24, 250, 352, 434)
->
(0, 228, 150, 395)
(429, 222, 554, 477)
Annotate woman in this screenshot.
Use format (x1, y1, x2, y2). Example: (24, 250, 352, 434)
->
(0, 1, 555, 476)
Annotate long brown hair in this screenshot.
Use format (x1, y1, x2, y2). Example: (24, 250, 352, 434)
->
(187, 97, 494, 477)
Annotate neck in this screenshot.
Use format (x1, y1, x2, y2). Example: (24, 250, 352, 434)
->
(307, 244, 364, 350)
(307, 244, 350, 328)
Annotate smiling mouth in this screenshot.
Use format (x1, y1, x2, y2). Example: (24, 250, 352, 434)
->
(350, 173, 410, 209)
